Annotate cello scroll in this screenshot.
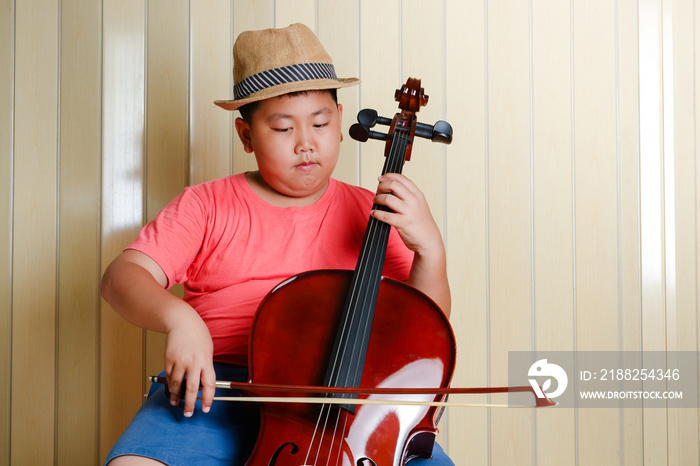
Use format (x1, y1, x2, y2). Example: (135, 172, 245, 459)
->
(349, 78, 453, 159)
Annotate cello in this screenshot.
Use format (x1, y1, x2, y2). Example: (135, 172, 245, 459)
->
(244, 77, 455, 465)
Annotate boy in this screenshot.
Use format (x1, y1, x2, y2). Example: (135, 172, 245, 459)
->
(101, 23, 453, 465)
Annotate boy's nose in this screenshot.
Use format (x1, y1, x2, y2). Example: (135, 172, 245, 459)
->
(295, 128, 314, 154)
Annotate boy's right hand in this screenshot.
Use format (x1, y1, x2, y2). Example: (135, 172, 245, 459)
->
(100, 249, 217, 417)
(164, 313, 216, 417)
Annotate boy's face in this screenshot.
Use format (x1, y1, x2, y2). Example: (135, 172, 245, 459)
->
(235, 91, 343, 205)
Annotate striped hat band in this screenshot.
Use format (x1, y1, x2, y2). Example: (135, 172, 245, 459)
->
(234, 62, 338, 101)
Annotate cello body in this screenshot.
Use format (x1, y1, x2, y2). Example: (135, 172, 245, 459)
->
(246, 270, 456, 465)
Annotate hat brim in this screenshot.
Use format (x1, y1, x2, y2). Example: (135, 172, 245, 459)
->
(214, 77, 359, 111)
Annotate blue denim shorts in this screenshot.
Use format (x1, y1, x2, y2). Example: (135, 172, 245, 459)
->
(104, 364, 454, 465)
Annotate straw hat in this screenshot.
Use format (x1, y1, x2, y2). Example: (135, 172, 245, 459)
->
(214, 23, 359, 111)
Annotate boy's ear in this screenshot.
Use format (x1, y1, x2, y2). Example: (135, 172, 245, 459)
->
(337, 104, 343, 142)
(235, 117, 254, 153)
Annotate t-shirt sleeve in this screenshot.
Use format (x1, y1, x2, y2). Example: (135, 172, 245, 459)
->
(126, 187, 208, 288)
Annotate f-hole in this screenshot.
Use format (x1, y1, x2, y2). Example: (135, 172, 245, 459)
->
(268, 442, 299, 466)
(357, 458, 378, 466)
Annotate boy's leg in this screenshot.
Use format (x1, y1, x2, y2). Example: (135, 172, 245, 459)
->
(104, 365, 258, 466)
(107, 456, 166, 465)
(407, 443, 455, 465)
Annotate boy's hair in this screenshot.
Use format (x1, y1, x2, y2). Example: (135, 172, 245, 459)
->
(238, 88, 338, 123)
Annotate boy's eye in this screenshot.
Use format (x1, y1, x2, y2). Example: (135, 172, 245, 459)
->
(314, 122, 329, 129)
(272, 127, 292, 133)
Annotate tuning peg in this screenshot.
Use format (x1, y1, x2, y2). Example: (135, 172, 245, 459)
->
(349, 123, 389, 142)
(349, 123, 369, 142)
(430, 120, 453, 144)
(414, 120, 453, 145)
(357, 109, 392, 129)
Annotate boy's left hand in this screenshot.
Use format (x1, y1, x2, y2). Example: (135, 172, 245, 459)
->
(370, 173, 442, 256)
(370, 172, 451, 316)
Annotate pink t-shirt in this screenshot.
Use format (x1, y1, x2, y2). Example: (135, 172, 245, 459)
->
(128, 173, 414, 365)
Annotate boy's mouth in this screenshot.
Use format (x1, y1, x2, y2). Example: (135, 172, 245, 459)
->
(295, 161, 318, 171)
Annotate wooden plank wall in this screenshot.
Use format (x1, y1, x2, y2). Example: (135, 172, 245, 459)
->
(1, 0, 698, 464)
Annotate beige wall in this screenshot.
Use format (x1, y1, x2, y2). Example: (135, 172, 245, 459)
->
(1, 0, 699, 464)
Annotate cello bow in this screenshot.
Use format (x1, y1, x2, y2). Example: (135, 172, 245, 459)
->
(148, 376, 557, 409)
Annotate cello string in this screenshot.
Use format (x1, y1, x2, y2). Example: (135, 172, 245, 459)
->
(304, 115, 413, 464)
(315, 404, 346, 466)
(323, 119, 405, 394)
(304, 118, 408, 464)
(329, 410, 349, 466)
(303, 403, 329, 464)
(323, 130, 409, 464)
(325, 407, 344, 466)
(343, 162, 399, 390)
(311, 397, 349, 463)
(320, 129, 403, 451)
(341, 122, 410, 391)
(334, 139, 399, 391)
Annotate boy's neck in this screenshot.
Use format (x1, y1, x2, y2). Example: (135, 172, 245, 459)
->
(244, 171, 329, 207)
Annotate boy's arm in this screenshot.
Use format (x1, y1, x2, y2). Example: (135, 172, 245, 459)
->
(406, 241, 451, 318)
(100, 249, 216, 417)
(370, 173, 451, 318)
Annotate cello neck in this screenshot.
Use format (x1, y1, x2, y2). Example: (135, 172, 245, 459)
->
(322, 113, 416, 411)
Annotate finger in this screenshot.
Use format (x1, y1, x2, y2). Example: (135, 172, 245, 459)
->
(376, 173, 415, 196)
(183, 373, 201, 418)
(376, 181, 422, 205)
(200, 365, 217, 414)
(370, 208, 398, 226)
(375, 178, 402, 198)
(377, 172, 409, 184)
(373, 193, 403, 215)
(167, 366, 185, 407)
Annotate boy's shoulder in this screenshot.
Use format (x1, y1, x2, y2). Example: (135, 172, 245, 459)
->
(183, 173, 243, 196)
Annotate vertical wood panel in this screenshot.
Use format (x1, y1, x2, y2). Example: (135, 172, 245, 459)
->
(532, 0, 575, 464)
(695, 7, 700, 463)
(99, 0, 146, 459)
(318, 0, 359, 185)
(401, 1, 447, 449)
(146, 0, 189, 221)
(638, 0, 669, 463)
(487, 0, 533, 463)
(359, 0, 400, 190)
(144, 0, 189, 390)
(11, 0, 59, 464)
(669, 0, 699, 463)
(573, 0, 620, 463)
(618, 0, 643, 463)
(56, 0, 101, 463)
(638, 0, 666, 350)
(0, 0, 12, 464)
(190, 0, 231, 184)
(445, 0, 489, 461)
(402, 1, 445, 234)
(274, 0, 315, 29)
(232, 0, 274, 175)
